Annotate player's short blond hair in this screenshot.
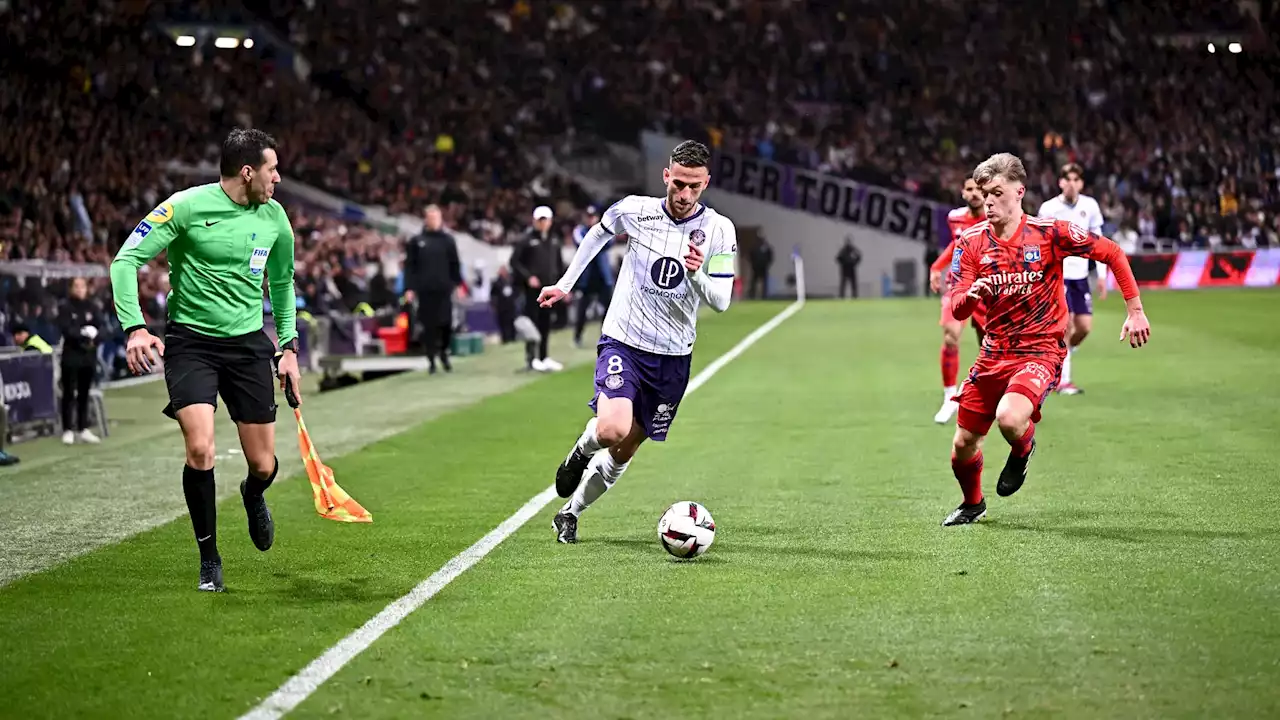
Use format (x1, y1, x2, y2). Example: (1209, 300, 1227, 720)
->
(973, 153, 1027, 187)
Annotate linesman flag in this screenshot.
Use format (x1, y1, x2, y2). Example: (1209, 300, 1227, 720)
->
(283, 375, 372, 523)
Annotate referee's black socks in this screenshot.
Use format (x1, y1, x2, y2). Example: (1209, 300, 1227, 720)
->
(244, 456, 279, 498)
(182, 465, 219, 563)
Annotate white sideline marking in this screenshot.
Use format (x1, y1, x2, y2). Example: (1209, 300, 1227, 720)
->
(240, 295, 806, 720)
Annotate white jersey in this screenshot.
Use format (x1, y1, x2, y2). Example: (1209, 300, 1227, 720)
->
(556, 195, 737, 356)
(1038, 194, 1105, 280)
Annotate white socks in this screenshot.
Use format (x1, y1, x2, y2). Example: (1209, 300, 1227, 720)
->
(575, 417, 603, 456)
(943, 385, 957, 402)
(564, 451, 629, 517)
(1061, 346, 1074, 385)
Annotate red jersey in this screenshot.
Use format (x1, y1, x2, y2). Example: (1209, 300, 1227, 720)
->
(950, 215, 1137, 359)
(932, 206, 987, 283)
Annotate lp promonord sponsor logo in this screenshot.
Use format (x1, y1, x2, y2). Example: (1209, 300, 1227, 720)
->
(650, 257, 686, 290)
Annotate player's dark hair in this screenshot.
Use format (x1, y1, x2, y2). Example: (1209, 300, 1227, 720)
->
(670, 140, 710, 170)
(1060, 162, 1084, 180)
(220, 128, 278, 178)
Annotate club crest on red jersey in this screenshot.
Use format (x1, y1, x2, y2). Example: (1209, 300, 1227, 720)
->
(1022, 245, 1042, 263)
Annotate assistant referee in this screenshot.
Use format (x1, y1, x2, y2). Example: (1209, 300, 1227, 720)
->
(110, 128, 301, 593)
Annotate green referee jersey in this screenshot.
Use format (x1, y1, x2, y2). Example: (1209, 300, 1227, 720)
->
(110, 183, 297, 345)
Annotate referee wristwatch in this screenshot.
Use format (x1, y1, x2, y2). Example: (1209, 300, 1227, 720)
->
(281, 338, 300, 354)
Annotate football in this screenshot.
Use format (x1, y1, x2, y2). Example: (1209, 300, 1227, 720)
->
(657, 501, 716, 559)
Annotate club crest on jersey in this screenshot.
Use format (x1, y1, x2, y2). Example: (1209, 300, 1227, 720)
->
(689, 229, 706, 247)
(249, 246, 271, 275)
(1022, 245, 1041, 263)
(650, 257, 686, 290)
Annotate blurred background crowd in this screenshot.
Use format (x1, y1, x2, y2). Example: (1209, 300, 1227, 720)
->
(0, 0, 1274, 366)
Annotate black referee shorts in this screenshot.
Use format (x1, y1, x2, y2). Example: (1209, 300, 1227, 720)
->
(162, 323, 278, 424)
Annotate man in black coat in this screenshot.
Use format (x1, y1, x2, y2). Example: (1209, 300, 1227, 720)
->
(750, 237, 774, 298)
(837, 237, 863, 298)
(403, 204, 462, 373)
(508, 205, 566, 371)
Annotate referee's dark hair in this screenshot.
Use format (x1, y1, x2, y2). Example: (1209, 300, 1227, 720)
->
(220, 128, 278, 178)
(670, 140, 710, 170)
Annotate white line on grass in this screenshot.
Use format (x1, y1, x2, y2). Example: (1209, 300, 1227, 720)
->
(240, 295, 806, 720)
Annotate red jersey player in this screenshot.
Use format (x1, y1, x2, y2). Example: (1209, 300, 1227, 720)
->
(929, 177, 987, 424)
(941, 153, 1150, 526)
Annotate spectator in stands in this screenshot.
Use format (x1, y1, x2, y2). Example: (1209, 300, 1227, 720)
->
(403, 204, 462, 374)
(3, 0, 1276, 329)
(509, 206, 565, 372)
(57, 277, 101, 445)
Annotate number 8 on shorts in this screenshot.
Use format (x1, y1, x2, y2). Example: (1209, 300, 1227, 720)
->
(603, 355, 625, 391)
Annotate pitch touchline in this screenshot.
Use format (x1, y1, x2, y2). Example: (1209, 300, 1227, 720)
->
(239, 298, 805, 720)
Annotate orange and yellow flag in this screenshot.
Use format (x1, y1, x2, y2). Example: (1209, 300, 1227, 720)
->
(294, 408, 372, 523)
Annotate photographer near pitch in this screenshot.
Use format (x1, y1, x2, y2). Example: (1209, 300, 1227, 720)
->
(403, 204, 462, 374)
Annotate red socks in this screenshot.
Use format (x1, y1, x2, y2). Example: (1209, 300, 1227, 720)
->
(941, 345, 959, 388)
(951, 451, 984, 505)
(1012, 423, 1036, 458)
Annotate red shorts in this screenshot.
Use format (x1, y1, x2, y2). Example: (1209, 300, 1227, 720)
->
(955, 355, 1062, 435)
(940, 292, 987, 331)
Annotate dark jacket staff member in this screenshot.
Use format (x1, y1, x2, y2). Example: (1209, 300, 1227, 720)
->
(509, 205, 566, 372)
(403, 204, 462, 373)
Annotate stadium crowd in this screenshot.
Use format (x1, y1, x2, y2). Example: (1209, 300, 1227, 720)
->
(1, 0, 1277, 358)
(684, 1, 1277, 247)
(253, 0, 1277, 247)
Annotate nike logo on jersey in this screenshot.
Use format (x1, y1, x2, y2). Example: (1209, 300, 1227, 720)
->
(205, 220, 222, 227)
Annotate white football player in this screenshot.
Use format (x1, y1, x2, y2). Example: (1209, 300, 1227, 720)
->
(1037, 162, 1106, 395)
(536, 140, 737, 544)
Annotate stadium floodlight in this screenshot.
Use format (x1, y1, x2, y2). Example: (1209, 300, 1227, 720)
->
(214, 37, 240, 49)
(1228, 42, 1242, 54)
(176, 35, 196, 47)
(243, 38, 255, 48)
(1207, 43, 1216, 53)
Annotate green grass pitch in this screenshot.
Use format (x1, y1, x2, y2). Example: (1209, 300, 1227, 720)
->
(1, 289, 1277, 719)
